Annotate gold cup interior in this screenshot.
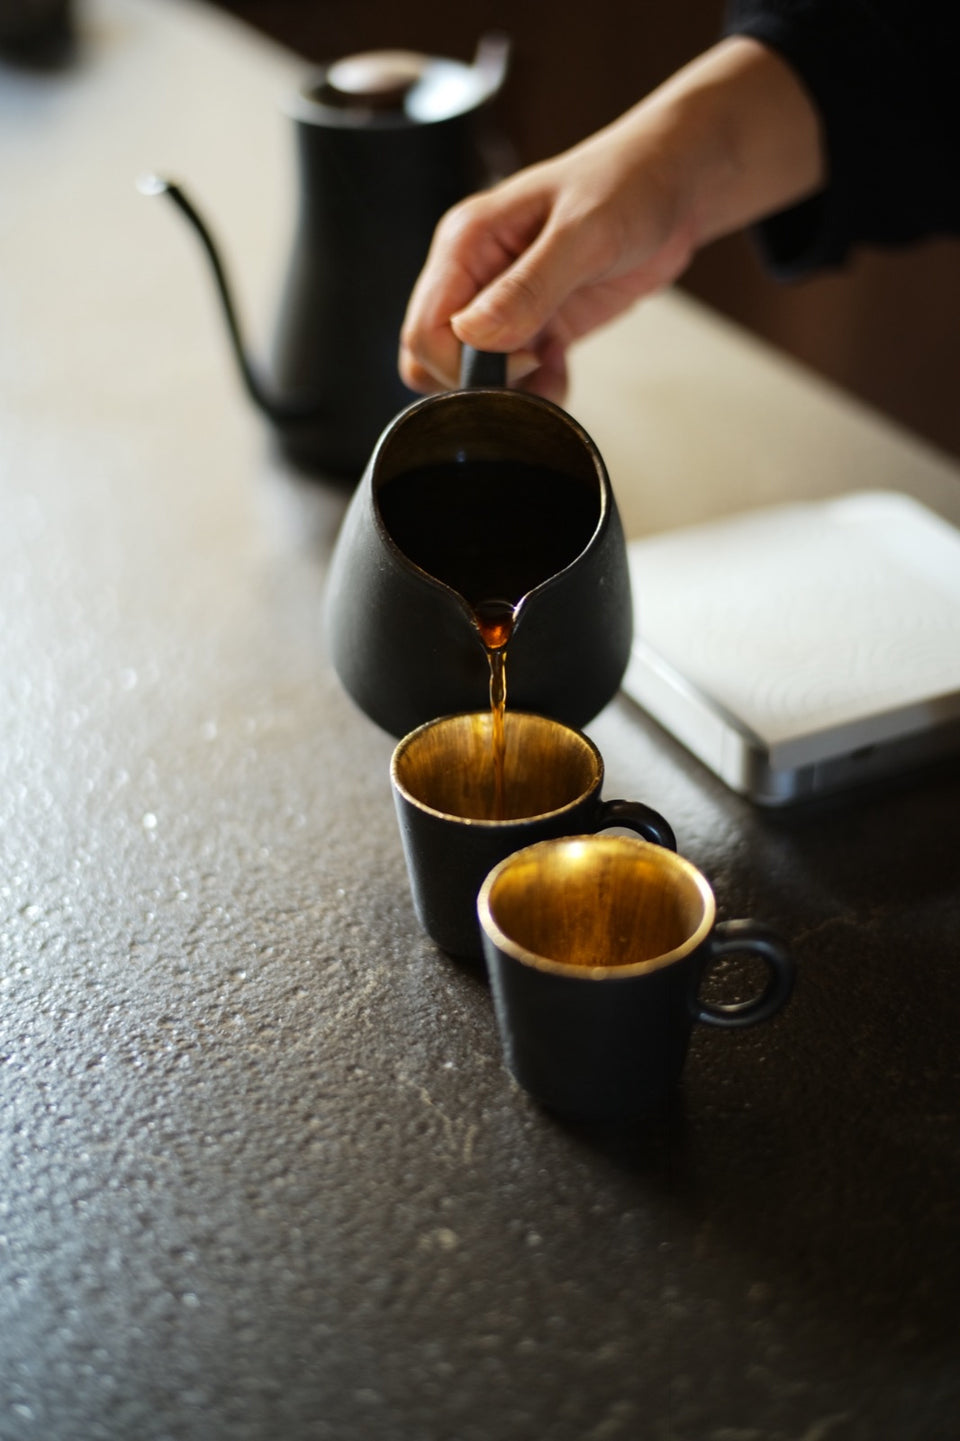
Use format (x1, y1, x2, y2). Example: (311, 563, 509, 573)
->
(392, 712, 600, 822)
(479, 835, 715, 973)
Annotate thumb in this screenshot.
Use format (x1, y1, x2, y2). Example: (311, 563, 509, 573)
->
(450, 220, 595, 352)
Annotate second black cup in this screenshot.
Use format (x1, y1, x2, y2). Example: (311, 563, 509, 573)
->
(390, 710, 676, 962)
(478, 835, 795, 1119)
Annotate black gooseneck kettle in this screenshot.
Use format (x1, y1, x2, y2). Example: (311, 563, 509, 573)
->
(140, 38, 510, 478)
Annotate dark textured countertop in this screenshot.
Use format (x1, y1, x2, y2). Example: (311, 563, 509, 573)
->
(1, 3, 958, 1438)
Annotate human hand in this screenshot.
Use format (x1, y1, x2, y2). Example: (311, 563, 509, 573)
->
(399, 122, 697, 404)
(399, 38, 824, 404)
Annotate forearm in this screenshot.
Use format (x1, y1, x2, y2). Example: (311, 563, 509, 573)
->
(605, 35, 826, 250)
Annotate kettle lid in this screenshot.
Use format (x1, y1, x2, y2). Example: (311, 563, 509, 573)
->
(325, 50, 432, 109)
(301, 34, 509, 126)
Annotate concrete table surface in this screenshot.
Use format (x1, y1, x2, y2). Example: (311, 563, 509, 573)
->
(1, 2, 958, 1438)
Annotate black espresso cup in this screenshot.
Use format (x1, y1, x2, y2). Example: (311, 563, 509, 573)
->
(390, 711, 676, 963)
(478, 834, 795, 1119)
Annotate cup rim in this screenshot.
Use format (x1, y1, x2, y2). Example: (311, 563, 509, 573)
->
(477, 834, 716, 977)
(390, 710, 602, 827)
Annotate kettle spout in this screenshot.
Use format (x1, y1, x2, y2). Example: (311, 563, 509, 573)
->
(137, 173, 321, 427)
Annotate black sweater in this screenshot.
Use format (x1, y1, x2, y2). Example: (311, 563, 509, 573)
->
(724, 0, 960, 275)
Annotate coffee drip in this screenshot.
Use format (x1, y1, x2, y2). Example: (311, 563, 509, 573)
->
(473, 598, 516, 818)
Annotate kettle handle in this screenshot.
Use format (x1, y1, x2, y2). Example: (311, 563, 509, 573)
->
(460, 347, 507, 389)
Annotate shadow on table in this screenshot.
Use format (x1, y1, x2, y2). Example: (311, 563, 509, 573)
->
(548, 753, 960, 1362)
(744, 749, 960, 910)
(558, 1056, 960, 1362)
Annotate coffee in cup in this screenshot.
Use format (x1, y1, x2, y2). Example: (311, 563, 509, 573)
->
(391, 712, 676, 962)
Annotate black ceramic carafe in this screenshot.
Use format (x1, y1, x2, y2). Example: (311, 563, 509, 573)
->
(140, 40, 509, 478)
(324, 351, 634, 738)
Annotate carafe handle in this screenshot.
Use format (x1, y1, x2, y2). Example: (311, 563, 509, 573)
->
(460, 347, 507, 389)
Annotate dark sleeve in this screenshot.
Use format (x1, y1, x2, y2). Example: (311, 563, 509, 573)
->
(723, 0, 960, 276)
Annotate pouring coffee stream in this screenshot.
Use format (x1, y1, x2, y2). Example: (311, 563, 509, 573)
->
(473, 597, 516, 818)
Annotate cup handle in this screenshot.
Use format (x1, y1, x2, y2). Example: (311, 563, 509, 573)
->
(596, 799, 677, 853)
(460, 346, 507, 389)
(693, 920, 795, 1029)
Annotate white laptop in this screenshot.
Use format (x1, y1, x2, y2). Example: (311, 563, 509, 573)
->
(621, 490, 960, 805)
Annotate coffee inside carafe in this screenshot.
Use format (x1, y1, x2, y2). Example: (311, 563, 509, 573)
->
(376, 458, 601, 610)
(377, 457, 601, 816)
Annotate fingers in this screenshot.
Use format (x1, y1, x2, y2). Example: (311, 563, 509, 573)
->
(400, 340, 560, 399)
(399, 351, 455, 395)
(449, 212, 611, 356)
(400, 175, 557, 393)
(514, 335, 569, 404)
(399, 155, 621, 401)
